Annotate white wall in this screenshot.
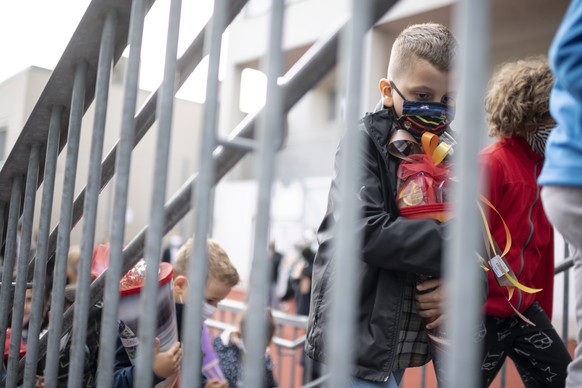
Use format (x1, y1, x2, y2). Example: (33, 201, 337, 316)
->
(213, 178, 330, 289)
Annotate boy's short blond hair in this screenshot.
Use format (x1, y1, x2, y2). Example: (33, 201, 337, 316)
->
(388, 23, 457, 79)
(173, 238, 240, 287)
(486, 57, 554, 138)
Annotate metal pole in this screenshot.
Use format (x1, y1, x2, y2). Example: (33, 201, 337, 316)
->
(67, 15, 117, 387)
(67, 11, 117, 387)
(135, 0, 181, 386)
(0, 178, 22, 367)
(499, 362, 507, 388)
(326, 1, 370, 387)
(22, 107, 62, 387)
(180, 0, 226, 385)
(6, 143, 40, 387)
(44, 61, 87, 388)
(96, 0, 147, 385)
(445, 0, 489, 387)
(242, 0, 285, 387)
(290, 326, 297, 388)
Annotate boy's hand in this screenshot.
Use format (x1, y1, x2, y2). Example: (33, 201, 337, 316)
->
(415, 278, 445, 330)
(153, 338, 182, 379)
(205, 379, 229, 388)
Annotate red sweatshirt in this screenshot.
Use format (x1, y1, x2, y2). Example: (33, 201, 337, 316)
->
(480, 136, 554, 319)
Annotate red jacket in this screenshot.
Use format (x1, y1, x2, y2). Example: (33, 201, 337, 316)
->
(480, 136, 554, 318)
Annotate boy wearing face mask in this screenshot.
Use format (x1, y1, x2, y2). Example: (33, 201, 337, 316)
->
(478, 58, 571, 387)
(305, 23, 457, 387)
(113, 238, 240, 388)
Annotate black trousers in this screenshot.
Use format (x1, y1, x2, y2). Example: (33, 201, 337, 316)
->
(480, 301, 571, 387)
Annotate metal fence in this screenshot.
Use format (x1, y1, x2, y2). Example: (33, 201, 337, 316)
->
(0, 0, 573, 387)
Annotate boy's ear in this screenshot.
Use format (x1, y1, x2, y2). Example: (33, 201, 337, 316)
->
(174, 275, 188, 294)
(379, 78, 394, 108)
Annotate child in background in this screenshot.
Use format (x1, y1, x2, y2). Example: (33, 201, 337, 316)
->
(213, 309, 276, 388)
(113, 238, 239, 388)
(479, 57, 571, 387)
(35, 285, 102, 387)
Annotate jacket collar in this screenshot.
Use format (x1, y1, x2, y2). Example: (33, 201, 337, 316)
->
(361, 100, 399, 149)
(502, 136, 544, 162)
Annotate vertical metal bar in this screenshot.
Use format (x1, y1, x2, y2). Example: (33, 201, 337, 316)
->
(499, 362, 507, 388)
(22, 107, 62, 387)
(6, 144, 40, 387)
(181, 0, 227, 384)
(0, 206, 5, 253)
(96, 0, 147, 386)
(277, 324, 286, 387)
(326, 1, 370, 387)
(289, 327, 297, 388)
(135, 0, 181, 386)
(445, 0, 489, 387)
(420, 365, 427, 388)
(67, 11, 117, 387)
(563, 244, 570, 345)
(179, 158, 189, 238)
(0, 178, 22, 367)
(242, 0, 285, 386)
(44, 61, 87, 388)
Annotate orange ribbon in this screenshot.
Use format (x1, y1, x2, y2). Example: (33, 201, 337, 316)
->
(421, 132, 452, 166)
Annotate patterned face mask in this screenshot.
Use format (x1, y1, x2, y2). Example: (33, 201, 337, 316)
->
(525, 124, 553, 156)
(390, 81, 455, 141)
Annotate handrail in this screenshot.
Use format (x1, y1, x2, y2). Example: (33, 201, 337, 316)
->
(206, 319, 307, 350)
(12, 0, 398, 380)
(555, 257, 573, 274)
(218, 298, 309, 328)
(0, 0, 152, 204)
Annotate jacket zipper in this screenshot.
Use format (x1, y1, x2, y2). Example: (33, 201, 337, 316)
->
(516, 160, 543, 311)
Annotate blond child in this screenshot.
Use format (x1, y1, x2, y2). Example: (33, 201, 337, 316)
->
(113, 238, 240, 388)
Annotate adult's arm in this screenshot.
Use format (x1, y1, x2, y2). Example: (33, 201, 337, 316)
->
(551, 0, 582, 102)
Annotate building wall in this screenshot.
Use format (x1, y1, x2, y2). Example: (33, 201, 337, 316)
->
(0, 65, 205, 251)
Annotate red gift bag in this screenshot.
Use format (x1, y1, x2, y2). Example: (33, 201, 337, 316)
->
(396, 154, 452, 222)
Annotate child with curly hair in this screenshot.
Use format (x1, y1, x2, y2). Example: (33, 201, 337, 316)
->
(479, 57, 571, 387)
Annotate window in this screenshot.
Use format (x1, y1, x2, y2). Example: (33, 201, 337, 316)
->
(239, 68, 267, 114)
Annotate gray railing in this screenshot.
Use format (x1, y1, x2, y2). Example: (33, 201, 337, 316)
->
(0, 0, 573, 388)
(212, 299, 312, 388)
(0, 0, 397, 387)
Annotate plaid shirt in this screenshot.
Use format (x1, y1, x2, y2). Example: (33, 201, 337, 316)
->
(395, 275, 431, 369)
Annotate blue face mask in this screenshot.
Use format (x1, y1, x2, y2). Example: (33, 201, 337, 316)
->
(390, 81, 455, 141)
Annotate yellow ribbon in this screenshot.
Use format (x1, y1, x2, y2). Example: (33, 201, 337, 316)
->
(477, 196, 540, 326)
(477, 196, 542, 294)
(421, 132, 452, 166)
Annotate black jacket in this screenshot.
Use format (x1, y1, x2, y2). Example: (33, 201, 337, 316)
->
(305, 106, 450, 382)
